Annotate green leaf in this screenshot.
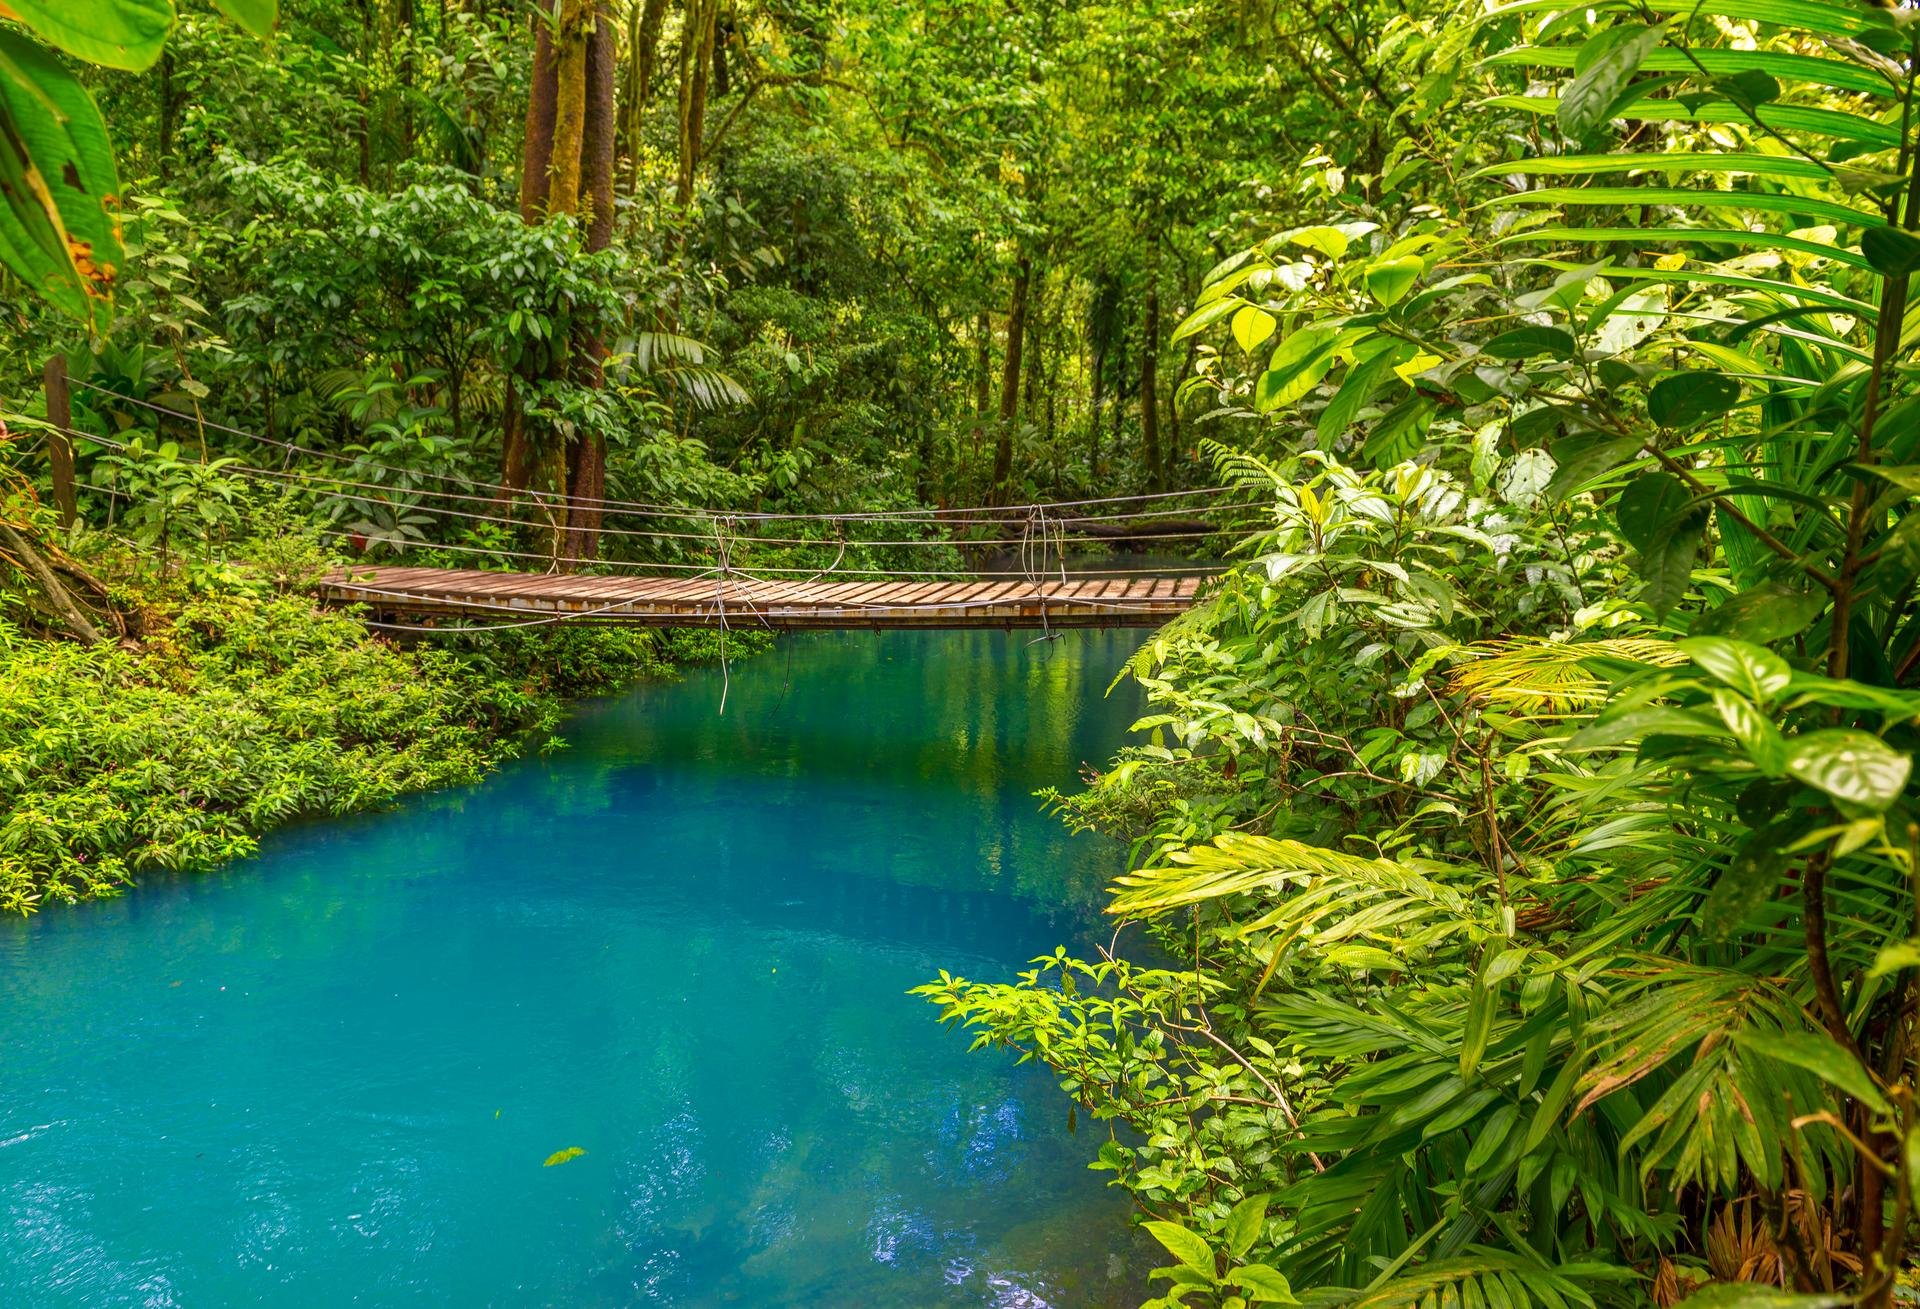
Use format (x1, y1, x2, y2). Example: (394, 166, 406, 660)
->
(4, 0, 174, 71)
(1614, 471, 1690, 552)
(1735, 1028, 1890, 1116)
(1676, 636, 1791, 703)
(1483, 325, 1575, 360)
(1173, 295, 1245, 342)
(1785, 729, 1912, 810)
(1711, 689, 1786, 775)
(1231, 305, 1277, 354)
(1568, 705, 1723, 750)
(1256, 327, 1339, 413)
(1648, 372, 1740, 428)
(542, 1146, 587, 1167)
(1227, 1265, 1298, 1303)
(1559, 22, 1668, 140)
(1718, 69, 1780, 107)
(1144, 1220, 1217, 1276)
(1690, 581, 1827, 644)
(1862, 225, 1920, 277)
(1674, 1287, 1849, 1309)
(1364, 255, 1423, 307)
(1637, 513, 1706, 618)
(1285, 225, 1350, 258)
(0, 29, 126, 331)
(212, 0, 277, 39)
(1318, 342, 1412, 444)
(1698, 827, 1789, 939)
(1224, 1193, 1269, 1259)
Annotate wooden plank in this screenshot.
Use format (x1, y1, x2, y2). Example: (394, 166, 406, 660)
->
(319, 564, 1202, 630)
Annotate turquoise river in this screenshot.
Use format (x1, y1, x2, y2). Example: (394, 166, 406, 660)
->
(1, 628, 1153, 1307)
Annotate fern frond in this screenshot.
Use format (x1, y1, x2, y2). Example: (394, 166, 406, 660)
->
(1449, 637, 1685, 711)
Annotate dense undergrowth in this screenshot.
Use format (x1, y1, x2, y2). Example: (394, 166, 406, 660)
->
(0, 503, 736, 916)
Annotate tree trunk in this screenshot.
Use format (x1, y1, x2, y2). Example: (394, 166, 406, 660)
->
(619, 0, 669, 169)
(712, 8, 732, 98)
(158, 51, 175, 178)
(518, 0, 559, 221)
(992, 257, 1031, 500)
(1089, 333, 1105, 479)
(1140, 287, 1162, 492)
(547, 0, 594, 217)
(974, 310, 991, 416)
(675, 0, 717, 206)
(398, 0, 416, 156)
(561, 0, 618, 563)
(357, 0, 374, 185)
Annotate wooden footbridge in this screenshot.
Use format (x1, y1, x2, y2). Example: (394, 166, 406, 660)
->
(54, 381, 1239, 636)
(322, 565, 1206, 631)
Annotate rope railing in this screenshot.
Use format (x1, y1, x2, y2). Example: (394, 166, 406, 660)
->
(61, 433, 1226, 580)
(66, 380, 1259, 526)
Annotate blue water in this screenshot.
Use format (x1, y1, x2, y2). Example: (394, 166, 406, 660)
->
(1, 630, 1150, 1307)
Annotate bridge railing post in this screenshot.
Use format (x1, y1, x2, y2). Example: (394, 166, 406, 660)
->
(43, 356, 77, 529)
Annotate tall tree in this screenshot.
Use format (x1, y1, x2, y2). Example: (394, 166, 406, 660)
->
(991, 256, 1031, 500)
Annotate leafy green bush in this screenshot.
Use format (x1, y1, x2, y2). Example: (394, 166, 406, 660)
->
(0, 520, 702, 916)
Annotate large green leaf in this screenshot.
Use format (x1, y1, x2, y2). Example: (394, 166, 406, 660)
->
(1483, 325, 1575, 360)
(1785, 729, 1912, 810)
(1698, 830, 1789, 938)
(1481, 94, 1900, 147)
(1503, 226, 1873, 272)
(212, 0, 277, 39)
(1480, 152, 1832, 182)
(1614, 471, 1691, 552)
(1318, 341, 1411, 444)
(1735, 1028, 1890, 1114)
(1648, 371, 1741, 428)
(4, 0, 173, 72)
(1484, 46, 1896, 98)
(1690, 581, 1827, 643)
(1494, 187, 1882, 232)
(0, 28, 125, 331)
(1143, 1220, 1215, 1275)
(1558, 22, 1667, 140)
(1677, 636, 1791, 703)
(1364, 255, 1423, 307)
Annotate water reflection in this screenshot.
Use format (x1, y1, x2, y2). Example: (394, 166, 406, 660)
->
(1, 629, 1150, 1306)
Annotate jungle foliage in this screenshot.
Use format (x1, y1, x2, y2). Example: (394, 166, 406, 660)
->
(916, 1, 1920, 1307)
(11, 0, 1920, 1305)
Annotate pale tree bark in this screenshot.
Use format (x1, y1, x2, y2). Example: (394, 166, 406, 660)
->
(547, 0, 595, 216)
(675, 0, 718, 206)
(619, 0, 670, 169)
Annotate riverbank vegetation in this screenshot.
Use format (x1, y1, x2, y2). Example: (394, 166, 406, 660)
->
(8, 0, 1920, 1304)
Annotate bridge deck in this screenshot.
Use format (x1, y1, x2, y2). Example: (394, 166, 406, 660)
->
(323, 566, 1205, 630)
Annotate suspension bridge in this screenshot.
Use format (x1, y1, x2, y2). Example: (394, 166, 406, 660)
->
(46, 380, 1248, 634)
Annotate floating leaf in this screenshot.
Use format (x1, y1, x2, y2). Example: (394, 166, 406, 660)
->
(543, 1146, 587, 1167)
